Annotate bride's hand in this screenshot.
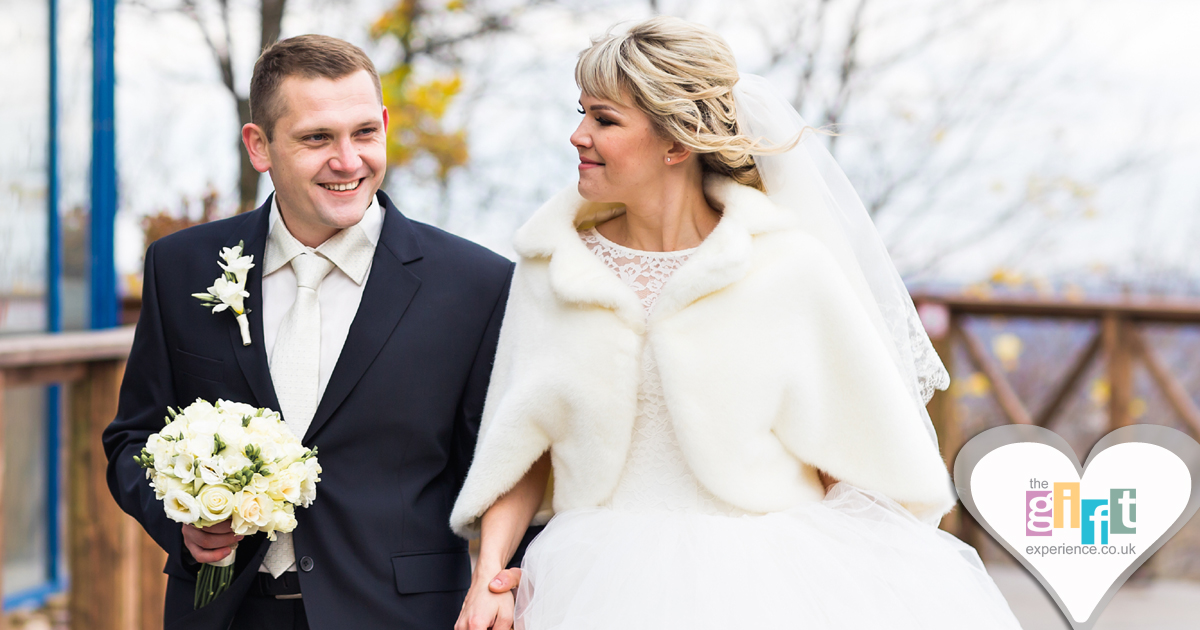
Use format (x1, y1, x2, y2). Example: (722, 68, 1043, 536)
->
(456, 572, 516, 630)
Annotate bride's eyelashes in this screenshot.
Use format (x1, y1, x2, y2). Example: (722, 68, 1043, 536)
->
(577, 106, 617, 126)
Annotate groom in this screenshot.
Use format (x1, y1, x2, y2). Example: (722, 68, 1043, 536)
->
(104, 35, 524, 629)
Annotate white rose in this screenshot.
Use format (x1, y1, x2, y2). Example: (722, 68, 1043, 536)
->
(181, 399, 217, 423)
(222, 451, 252, 475)
(217, 400, 258, 418)
(151, 472, 185, 500)
(299, 458, 321, 507)
(197, 457, 228, 486)
(257, 440, 282, 463)
(246, 473, 271, 494)
(271, 506, 298, 534)
(231, 491, 272, 535)
(172, 453, 197, 484)
(163, 489, 201, 524)
(197, 484, 236, 522)
(184, 435, 216, 460)
(154, 451, 176, 475)
(279, 442, 308, 465)
(268, 465, 304, 504)
(145, 434, 172, 460)
(244, 415, 275, 437)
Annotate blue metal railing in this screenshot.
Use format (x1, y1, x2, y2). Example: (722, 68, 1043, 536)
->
(90, 0, 118, 331)
(3, 0, 108, 612)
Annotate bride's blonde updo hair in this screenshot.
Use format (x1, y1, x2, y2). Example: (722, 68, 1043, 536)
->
(576, 16, 765, 191)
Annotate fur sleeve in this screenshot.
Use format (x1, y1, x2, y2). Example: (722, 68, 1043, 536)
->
(771, 235, 956, 523)
(449, 260, 553, 538)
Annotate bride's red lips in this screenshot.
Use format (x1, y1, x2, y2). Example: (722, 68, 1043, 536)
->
(579, 156, 603, 170)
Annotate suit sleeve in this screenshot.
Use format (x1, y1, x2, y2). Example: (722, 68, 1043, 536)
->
(447, 260, 546, 557)
(449, 261, 514, 493)
(449, 259, 554, 538)
(101, 241, 193, 577)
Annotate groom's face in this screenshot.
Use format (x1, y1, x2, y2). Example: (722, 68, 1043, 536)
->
(243, 69, 388, 247)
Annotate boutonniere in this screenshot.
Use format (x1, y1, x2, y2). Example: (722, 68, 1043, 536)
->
(193, 242, 255, 346)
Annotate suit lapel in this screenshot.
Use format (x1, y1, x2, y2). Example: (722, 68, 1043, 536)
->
(225, 197, 282, 414)
(304, 192, 423, 444)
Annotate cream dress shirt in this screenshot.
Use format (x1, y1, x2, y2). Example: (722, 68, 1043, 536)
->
(262, 195, 384, 399)
(258, 194, 383, 574)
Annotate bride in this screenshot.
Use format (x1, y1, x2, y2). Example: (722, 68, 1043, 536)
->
(452, 16, 1023, 630)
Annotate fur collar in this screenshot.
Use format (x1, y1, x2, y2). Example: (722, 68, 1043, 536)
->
(513, 176, 798, 328)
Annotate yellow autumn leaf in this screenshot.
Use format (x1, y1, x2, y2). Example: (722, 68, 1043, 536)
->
(992, 333, 1022, 372)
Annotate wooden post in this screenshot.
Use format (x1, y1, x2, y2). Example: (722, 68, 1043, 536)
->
(0, 369, 7, 630)
(1103, 315, 1134, 430)
(140, 528, 168, 630)
(1132, 329, 1200, 439)
(67, 360, 130, 630)
(955, 324, 1033, 425)
(924, 308, 964, 538)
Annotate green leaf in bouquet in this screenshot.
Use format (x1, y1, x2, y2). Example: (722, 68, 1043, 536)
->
(242, 415, 251, 428)
(213, 433, 227, 455)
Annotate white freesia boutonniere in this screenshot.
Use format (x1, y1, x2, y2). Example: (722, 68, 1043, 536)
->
(193, 242, 255, 346)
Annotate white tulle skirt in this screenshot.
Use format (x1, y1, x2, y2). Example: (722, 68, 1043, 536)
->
(515, 484, 1023, 629)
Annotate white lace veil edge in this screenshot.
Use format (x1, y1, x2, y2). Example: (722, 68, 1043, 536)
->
(732, 74, 950, 445)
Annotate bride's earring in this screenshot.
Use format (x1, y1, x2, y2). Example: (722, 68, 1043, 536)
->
(666, 157, 672, 163)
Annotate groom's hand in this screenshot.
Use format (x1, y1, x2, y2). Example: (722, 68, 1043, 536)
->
(182, 520, 243, 564)
(487, 568, 522, 594)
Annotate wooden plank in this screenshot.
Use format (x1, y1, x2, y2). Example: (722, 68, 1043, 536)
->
(955, 324, 1033, 425)
(0, 369, 7, 630)
(1034, 330, 1102, 427)
(928, 330, 963, 538)
(1, 363, 88, 388)
(140, 527, 168, 630)
(1103, 315, 1134, 429)
(911, 293, 1200, 324)
(0, 327, 134, 369)
(67, 360, 129, 630)
(1133, 329, 1200, 440)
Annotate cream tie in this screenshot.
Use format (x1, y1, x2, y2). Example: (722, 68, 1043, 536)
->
(262, 251, 334, 577)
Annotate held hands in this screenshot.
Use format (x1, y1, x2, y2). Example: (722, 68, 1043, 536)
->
(455, 567, 523, 630)
(181, 520, 243, 564)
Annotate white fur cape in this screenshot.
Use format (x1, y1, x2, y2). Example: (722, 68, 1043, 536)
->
(449, 176, 955, 536)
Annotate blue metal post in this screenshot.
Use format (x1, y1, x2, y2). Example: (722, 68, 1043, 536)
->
(4, 0, 70, 611)
(47, 0, 64, 593)
(91, 0, 118, 329)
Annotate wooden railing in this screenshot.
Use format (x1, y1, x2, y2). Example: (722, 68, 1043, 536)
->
(5, 296, 1200, 625)
(0, 327, 165, 630)
(916, 293, 1200, 542)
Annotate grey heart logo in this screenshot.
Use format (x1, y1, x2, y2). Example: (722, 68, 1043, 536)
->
(953, 424, 1200, 630)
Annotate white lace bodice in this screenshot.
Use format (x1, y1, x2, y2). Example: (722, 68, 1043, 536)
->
(581, 228, 748, 517)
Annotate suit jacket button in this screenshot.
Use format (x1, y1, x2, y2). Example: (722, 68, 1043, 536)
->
(299, 556, 314, 572)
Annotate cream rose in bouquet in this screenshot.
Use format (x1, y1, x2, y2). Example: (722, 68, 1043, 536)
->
(134, 399, 321, 608)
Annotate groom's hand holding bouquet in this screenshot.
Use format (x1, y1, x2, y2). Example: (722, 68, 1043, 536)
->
(134, 399, 321, 608)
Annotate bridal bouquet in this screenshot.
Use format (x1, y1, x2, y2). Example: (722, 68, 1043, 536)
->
(133, 399, 322, 608)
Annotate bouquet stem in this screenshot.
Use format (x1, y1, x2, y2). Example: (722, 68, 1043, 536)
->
(194, 548, 236, 609)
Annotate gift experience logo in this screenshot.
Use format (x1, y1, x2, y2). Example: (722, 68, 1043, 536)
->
(953, 424, 1200, 630)
(1025, 480, 1137, 553)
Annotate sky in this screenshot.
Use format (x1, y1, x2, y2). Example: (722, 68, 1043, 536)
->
(2, 0, 1200, 295)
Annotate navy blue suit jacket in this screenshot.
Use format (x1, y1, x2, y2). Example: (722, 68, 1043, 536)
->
(103, 191, 516, 629)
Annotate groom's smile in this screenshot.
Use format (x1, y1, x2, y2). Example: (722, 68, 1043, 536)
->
(242, 69, 389, 248)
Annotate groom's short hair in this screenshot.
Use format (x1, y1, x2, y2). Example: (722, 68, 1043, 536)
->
(250, 34, 383, 141)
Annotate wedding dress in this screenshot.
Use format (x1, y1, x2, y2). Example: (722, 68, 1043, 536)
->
(512, 228, 1024, 630)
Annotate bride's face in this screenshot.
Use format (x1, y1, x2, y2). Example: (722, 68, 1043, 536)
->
(571, 91, 674, 203)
